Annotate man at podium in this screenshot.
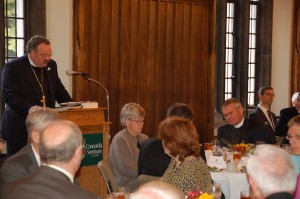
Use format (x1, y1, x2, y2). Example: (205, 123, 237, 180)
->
(0, 35, 72, 156)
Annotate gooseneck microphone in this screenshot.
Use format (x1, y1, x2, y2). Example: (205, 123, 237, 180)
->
(66, 70, 110, 123)
(66, 70, 88, 76)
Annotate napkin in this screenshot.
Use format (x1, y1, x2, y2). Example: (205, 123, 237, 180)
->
(207, 155, 227, 169)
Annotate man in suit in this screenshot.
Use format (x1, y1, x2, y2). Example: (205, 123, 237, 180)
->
(138, 103, 206, 177)
(0, 108, 60, 195)
(246, 145, 296, 199)
(249, 86, 277, 136)
(2, 120, 100, 199)
(1, 35, 72, 156)
(276, 92, 300, 145)
(217, 98, 276, 147)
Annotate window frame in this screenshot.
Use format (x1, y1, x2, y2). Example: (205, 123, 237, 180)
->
(215, 0, 273, 116)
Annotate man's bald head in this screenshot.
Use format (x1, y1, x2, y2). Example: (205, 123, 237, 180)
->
(39, 120, 83, 164)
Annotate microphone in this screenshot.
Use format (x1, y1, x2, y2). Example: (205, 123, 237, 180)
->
(66, 70, 88, 76)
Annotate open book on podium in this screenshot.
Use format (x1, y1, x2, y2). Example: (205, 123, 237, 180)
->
(54, 102, 110, 197)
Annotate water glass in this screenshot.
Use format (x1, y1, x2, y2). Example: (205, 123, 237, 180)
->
(210, 183, 222, 199)
(240, 191, 252, 199)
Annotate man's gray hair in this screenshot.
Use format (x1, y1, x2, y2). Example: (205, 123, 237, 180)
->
(25, 108, 60, 142)
(130, 180, 185, 199)
(120, 102, 145, 127)
(39, 120, 82, 163)
(291, 92, 300, 103)
(26, 35, 50, 52)
(246, 145, 296, 195)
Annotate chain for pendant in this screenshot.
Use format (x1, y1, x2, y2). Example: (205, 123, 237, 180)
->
(31, 66, 46, 107)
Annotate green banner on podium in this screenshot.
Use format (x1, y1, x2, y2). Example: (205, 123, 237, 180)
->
(81, 133, 103, 166)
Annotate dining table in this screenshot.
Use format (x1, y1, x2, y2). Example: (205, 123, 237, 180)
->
(210, 171, 249, 199)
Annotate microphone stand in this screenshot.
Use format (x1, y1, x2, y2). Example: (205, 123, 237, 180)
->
(81, 74, 110, 123)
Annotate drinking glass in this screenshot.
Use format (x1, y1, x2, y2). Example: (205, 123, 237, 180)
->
(210, 183, 222, 199)
(204, 143, 213, 150)
(224, 149, 233, 163)
(212, 140, 221, 155)
(105, 194, 117, 199)
(113, 186, 130, 199)
(240, 191, 252, 199)
(233, 150, 242, 165)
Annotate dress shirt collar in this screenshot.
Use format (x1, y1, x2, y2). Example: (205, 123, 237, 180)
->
(234, 118, 245, 128)
(42, 163, 74, 183)
(31, 144, 41, 166)
(258, 104, 269, 115)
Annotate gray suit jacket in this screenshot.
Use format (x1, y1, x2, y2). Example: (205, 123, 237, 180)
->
(1, 166, 100, 199)
(0, 144, 39, 194)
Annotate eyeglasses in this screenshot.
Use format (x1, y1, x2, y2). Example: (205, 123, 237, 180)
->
(223, 106, 240, 118)
(286, 134, 300, 140)
(129, 119, 145, 124)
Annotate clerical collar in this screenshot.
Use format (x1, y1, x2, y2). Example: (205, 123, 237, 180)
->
(28, 54, 38, 67)
(234, 118, 245, 128)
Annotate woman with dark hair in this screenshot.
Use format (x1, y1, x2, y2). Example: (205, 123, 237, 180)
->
(159, 117, 212, 193)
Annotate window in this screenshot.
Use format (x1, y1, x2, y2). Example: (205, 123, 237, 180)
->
(0, 0, 46, 116)
(216, 0, 272, 115)
(4, 0, 26, 62)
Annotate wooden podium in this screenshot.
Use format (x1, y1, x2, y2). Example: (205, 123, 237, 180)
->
(57, 108, 110, 197)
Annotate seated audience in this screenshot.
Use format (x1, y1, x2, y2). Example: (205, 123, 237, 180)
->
(138, 103, 206, 177)
(159, 117, 212, 193)
(1, 120, 99, 199)
(130, 180, 185, 199)
(0, 108, 60, 195)
(276, 92, 300, 145)
(287, 115, 300, 175)
(109, 102, 149, 191)
(246, 144, 297, 199)
(217, 98, 276, 147)
(248, 86, 277, 135)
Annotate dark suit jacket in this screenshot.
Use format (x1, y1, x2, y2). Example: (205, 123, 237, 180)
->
(248, 107, 277, 134)
(138, 137, 206, 177)
(217, 118, 276, 147)
(1, 166, 100, 199)
(0, 54, 72, 153)
(265, 192, 293, 199)
(0, 144, 39, 195)
(275, 106, 299, 137)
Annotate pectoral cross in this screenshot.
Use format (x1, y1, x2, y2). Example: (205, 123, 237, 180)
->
(41, 95, 46, 107)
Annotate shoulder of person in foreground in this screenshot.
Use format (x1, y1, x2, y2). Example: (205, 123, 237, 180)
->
(130, 180, 185, 199)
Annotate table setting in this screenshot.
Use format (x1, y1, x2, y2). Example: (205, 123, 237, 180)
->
(204, 140, 254, 199)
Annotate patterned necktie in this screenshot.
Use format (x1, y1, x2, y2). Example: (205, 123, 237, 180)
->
(267, 110, 275, 130)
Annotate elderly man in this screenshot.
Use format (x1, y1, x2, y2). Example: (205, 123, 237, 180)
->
(249, 86, 277, 135)
(2, 120, 99, 199)
(0, 108, 60, 195)
(217, 98, 276, 147)
(246, 145, 297, 199)
(276, 92, 300, 145)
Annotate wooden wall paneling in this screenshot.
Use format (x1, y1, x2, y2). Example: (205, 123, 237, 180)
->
(73, 0, 215, 144)
(291, 0, 300, 94)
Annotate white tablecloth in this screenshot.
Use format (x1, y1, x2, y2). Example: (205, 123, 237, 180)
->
(210, 171, 249, 199)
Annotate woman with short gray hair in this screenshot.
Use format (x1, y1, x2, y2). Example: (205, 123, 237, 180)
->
(109, 102, 149, 192)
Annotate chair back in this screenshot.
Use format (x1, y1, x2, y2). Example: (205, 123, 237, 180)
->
(138, 174, 160, 186)
(97, 159, 118, 193)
